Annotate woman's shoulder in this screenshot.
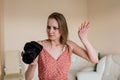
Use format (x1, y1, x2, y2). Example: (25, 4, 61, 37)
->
(66, 40, 77, 50)
(37, 39, 49, 46)
(67, 40, 77, 45)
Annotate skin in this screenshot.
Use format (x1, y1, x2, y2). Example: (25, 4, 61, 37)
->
(25, 18, 99, 80)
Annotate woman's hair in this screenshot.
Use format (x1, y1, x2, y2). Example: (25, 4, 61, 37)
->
(48, 12, 68, 45)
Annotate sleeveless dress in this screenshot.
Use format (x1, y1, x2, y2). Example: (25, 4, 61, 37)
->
(38, 46, 71, 80)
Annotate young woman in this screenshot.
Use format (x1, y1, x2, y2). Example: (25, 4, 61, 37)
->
(25, 12, 99, 80)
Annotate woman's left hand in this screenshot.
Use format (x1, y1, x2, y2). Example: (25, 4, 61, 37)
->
(78, 21, 90, 41)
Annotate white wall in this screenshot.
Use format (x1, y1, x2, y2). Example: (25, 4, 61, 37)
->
(4, 0, 87, 51)
(87, 0, 120, 55)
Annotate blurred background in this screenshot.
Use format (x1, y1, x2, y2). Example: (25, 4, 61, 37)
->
(0, 0, 120, 79)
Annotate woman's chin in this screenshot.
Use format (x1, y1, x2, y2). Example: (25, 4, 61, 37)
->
(48, 38, 55, 41)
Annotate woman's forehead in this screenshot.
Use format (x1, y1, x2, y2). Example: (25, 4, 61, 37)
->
(47, 18, 58, 27)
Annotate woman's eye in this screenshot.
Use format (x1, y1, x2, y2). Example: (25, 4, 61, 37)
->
(53, 27, 59, 30)
(47, 26, 59, 30)
(47, 26, 51, 29)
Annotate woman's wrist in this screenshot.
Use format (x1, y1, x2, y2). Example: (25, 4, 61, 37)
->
(80, 36, 88, 43)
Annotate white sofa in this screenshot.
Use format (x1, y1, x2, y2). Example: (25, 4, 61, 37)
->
(77, 54, 120, 80)
(4, 50, 120, 80)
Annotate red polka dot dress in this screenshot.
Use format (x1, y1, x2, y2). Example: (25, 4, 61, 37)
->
(38, 47, 71, 80)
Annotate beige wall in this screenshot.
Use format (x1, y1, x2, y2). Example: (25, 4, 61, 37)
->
(0, 0, 1, 76)
(4, 0, 87, 51)
(0, 0, 4, 77)
(3, 0, 120, 55)
(87, 0, 120, 55)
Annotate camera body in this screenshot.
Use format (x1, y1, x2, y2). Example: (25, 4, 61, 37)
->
(22, 41, 43, 64)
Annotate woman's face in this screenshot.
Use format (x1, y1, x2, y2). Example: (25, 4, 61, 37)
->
(47, 18, 61, 41)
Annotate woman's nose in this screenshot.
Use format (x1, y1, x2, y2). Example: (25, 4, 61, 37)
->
(49, 27, 54, 33)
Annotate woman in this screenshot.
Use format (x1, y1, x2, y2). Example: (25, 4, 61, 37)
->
(25, 12, 99, 80)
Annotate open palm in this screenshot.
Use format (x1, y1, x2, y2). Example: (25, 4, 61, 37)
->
(78, 21, 90, 41)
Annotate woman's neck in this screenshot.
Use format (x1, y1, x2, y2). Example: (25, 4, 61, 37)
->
(47, 39, 61, 47)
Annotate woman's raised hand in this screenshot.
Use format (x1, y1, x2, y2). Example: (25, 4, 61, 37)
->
(78, 21, 90, 41)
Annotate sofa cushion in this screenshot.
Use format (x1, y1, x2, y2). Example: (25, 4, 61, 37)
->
(80, 66, 94, 72)
(102, 54, 120, 80)
(112, 54, 120, 65)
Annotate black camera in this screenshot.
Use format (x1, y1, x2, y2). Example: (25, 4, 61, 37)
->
(22, 41, 43, 64)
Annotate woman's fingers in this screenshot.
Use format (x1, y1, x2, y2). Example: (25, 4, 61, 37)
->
(79, 21, 90, 33)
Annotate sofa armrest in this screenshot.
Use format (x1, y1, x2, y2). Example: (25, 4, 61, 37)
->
(77, 56, 107, 80)
(96, 56, 106, 74)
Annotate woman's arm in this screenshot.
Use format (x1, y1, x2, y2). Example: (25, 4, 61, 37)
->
(68, 21, 99, 64)
(25, 56, 38, 80)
